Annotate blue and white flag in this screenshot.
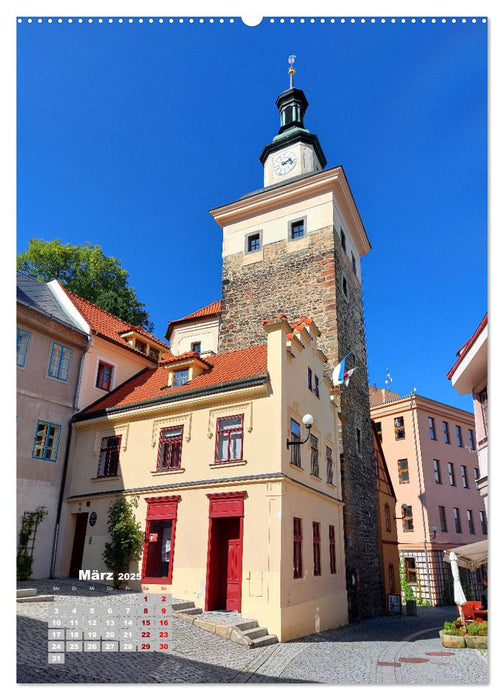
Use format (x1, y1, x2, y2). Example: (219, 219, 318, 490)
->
(332, 353, 359, 388)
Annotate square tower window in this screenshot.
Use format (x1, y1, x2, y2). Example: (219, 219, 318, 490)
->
(289, 219, 305, 240)
(245, 231, 262, 253)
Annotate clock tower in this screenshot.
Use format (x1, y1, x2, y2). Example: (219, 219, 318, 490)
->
(260, 61, 326, 187)
(210, 62, 384, 623)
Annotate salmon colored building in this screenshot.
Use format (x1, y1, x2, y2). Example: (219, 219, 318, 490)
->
(372, 422, 401, 609)
(58, 317, 348, 641)
(369, 388, 487, 605)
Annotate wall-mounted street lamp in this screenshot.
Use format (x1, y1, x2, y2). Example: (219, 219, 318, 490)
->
(430, 526, 438, 540)
(286, 414, 314, 449)
(394, 503, 409, 520)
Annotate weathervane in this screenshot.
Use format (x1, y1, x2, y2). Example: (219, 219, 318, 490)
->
(288, 55, 296, 88)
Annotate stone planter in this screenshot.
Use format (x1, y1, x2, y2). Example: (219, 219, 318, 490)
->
(439, 630, 488, 649)
(439, 630, 467, 648)
(465, 635, 488, 650)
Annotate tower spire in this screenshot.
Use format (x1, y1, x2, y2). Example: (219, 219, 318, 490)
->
(288, 55, 296, 89)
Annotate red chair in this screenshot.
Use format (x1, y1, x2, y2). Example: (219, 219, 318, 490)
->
(461, 601, 484, 622)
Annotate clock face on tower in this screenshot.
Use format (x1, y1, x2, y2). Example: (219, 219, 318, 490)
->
(273, 150, 297, 176)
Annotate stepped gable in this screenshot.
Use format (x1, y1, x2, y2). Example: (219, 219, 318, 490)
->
(80, 343, 268, 415)
(60, 286, 170, 356)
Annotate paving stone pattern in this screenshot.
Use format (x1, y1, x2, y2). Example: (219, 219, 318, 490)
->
(17, 580, 488, 684)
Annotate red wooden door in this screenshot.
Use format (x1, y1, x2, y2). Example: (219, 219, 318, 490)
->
(226, 538, 241, 611)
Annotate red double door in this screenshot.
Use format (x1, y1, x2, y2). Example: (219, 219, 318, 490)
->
(205, 492, 245, 613)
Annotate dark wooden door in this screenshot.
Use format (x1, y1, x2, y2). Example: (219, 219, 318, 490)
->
(69, 513, 88, 577)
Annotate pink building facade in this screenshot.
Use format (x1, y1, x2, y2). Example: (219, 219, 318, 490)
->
(370, 389, 487, 605)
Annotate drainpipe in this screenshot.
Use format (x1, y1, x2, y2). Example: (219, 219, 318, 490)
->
(410, 390, 433, 603)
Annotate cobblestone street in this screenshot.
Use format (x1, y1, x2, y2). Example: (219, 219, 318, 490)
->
(17, 579, 488, 684)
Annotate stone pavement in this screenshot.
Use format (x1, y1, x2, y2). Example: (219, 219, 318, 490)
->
(16, 579, 488, 684)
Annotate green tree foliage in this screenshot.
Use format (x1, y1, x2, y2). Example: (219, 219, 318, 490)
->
(17, 238, 153, 331)
(103, 496, 144, 587)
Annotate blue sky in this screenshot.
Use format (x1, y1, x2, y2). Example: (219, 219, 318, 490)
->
(16, 13, 487, 412)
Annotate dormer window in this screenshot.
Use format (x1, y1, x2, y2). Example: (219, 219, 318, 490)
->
(174, 369, 189, 387)
(119, 329, 166, 362)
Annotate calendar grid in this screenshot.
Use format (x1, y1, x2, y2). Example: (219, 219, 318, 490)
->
(47, 593, 172, 664)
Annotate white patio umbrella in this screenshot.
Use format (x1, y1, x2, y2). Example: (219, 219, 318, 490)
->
(449, 551, 467, 624)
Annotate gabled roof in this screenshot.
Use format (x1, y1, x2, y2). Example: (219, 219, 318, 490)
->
(78, 343, 268, 417)
(17, 271, 88, 337)
(57, 284, 170, 359)
(165, 301, 221, 340)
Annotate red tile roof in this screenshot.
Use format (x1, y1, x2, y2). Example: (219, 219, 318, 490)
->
(58, 284, 171, 359)
(165, 301, 221, 338)
(447, 313, 488, 379)
(80, 343, 268, 415)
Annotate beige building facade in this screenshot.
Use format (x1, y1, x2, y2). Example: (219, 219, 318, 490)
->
(59, 318, 348, 641)
(369, 389, 487, 605)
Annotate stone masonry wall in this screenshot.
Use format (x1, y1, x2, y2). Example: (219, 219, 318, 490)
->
(219, 224, 385, 621)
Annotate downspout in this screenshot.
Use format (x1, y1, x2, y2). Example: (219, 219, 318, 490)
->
(50, 338, 90, 578)
(410, 391, 433, 603)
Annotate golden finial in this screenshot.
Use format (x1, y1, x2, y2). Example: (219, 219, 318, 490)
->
(288, 55, 296, 88)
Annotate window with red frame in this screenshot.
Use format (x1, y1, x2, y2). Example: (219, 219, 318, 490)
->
(97, 436, 121, 477)
(157, 426, 183, 471)
(313, 521, 321, 576)
(96, 361, 114, 391)
(329, 524, 336, 574)
(215, 415, 244, 462)
(293, 517, 303, 579)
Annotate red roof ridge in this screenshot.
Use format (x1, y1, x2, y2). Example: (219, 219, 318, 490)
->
(169, 301, 221, 325)
(60, 285, 169, 349)
(447, 313, 488, 380)
(159, 351, 212, 368)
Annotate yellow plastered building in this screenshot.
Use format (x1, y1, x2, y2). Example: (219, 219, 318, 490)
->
(58, 317, 348, 641)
